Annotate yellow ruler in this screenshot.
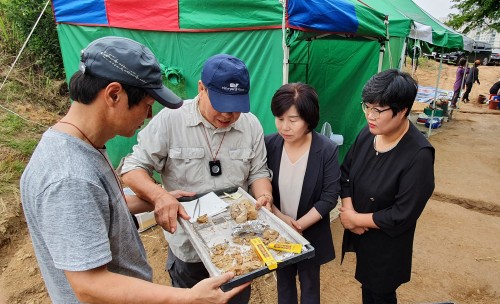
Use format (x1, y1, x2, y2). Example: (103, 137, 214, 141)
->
(251, 237, 278, 270)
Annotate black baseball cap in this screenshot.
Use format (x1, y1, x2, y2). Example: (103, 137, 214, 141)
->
(79, 36, 182, 109)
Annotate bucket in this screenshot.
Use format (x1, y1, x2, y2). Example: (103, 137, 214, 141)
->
(488, 100, 499, 110)
(478, 94, 486, 104)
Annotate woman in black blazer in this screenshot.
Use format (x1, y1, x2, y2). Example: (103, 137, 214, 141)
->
(265, 83, 340, 304)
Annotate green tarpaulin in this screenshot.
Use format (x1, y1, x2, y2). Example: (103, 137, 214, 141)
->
(54, 0, 389, 165)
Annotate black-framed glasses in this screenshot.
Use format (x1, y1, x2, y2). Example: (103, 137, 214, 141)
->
(361, 102, 392, 119)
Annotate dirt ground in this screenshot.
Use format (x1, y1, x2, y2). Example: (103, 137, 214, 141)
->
(1, 60, 499, 303)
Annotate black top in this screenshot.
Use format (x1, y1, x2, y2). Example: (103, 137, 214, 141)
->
(265, 131, 341, 265)
(465, 66, 479, 84)
(490, 81, 500, 95)
(340, 123, 435, 292)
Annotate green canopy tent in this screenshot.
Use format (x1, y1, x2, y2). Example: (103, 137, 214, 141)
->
(360, 0, 476, 136)
(362, 0, 413, 70)
(382, 0, 471, 136)
(51, 0, 387, 164)
(283, 0, 387, 160)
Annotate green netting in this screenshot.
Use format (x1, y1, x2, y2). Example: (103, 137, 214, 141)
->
(58, 24, 283, 167)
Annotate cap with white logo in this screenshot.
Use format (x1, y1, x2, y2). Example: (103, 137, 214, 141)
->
(201, 54, 250, 113)
(80, 36, 182, 109)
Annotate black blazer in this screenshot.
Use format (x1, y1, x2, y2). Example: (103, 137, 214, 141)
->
(265, 131, 340, 264)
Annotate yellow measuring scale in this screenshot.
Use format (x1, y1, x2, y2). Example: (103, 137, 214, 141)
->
(250, 237, 278, 270)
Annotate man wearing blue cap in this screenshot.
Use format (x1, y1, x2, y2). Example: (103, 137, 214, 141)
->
(120, 54, 273, 303)
(20, 37, 247, 303)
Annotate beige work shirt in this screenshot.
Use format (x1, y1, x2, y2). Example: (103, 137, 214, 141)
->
(120, 96, 271, 262)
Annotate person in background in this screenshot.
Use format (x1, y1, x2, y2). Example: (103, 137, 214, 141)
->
(265, 83, 340, 304)
(20, 36, 247, 304)
(339, 69, 435, 304)
(462, 59, 481, 103)
(489, 79, 500, 95)
(450, 58, 467, 108)
(119, 54, 273, 303)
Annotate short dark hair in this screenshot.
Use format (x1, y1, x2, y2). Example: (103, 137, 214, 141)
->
(69, 70, 147, 108)
(362, 69, 417, 117)
(458, 58, 467, 66)
(271, 82, 319, 131)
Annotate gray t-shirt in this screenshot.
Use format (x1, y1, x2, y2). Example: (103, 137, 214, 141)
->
(20, 129, 152, 303)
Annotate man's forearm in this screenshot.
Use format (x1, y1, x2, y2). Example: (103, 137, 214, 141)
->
(125, 195, 154, 214)
(121, 169, 167, 204)
(66, 267, 192, 304)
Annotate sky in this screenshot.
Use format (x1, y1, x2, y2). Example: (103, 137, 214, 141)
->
(412, 0, 458, 20)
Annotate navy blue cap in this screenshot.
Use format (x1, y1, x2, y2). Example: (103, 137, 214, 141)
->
(79, 36, 182, 109)
(201, 54, 250, 113)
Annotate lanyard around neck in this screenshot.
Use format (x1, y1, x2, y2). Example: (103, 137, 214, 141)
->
(201, 124, 226, 161)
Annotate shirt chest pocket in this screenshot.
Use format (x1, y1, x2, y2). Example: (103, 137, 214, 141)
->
(170, 148, 205, 162)
(168, 148, 205, 185)
(227, 148, 254, 182)
(229, 148, 254, 163)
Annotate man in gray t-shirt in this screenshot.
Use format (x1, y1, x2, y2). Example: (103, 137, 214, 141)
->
(20, 36, 247, 304)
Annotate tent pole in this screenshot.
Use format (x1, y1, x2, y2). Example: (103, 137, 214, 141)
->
(427, 46, 444, 138)
(280, 0, 289, 84)
(283, 46, 289, 85)
(399, 40, 407, 71)
(0, 0, 50, 92)
(378, 43, 385, 72)
(378, 17, 389, 72)
(411, 39, 419, 77)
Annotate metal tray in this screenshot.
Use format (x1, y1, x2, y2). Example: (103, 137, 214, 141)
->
(179, 187, 315, 291)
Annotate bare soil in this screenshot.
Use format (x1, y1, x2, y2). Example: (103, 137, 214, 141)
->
(1, 60, 499, 303)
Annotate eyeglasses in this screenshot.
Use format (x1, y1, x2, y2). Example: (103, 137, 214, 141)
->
(361, 102, 392, 119)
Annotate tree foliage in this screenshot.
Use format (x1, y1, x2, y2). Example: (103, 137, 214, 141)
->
(446, 0, 500, 34)
(1, 0, 64, 79)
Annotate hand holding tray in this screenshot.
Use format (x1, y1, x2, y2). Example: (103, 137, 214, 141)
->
(179, 187, 315, 291)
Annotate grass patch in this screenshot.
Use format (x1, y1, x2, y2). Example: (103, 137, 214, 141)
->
(0, 113, 43, 158)
(0, 153, 26, 195)
(0, 114, 26, 136)
(3, 138, 39, 157)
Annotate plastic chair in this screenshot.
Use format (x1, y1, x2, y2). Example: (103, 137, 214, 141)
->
(320, 122, 333, 138)
(320, 122, 344, 145)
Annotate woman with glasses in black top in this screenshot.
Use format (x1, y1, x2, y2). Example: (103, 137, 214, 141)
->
(339, 69, 435, 304)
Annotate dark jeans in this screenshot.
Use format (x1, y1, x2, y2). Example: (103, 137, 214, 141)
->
(276, 258, 321, 304)
(362, 285, 397, 304)
(462, 83, 473, 101)
(451, 89, 461, 106)
(166, 248, 251, 304)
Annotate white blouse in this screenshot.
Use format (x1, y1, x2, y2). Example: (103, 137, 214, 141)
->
(278, 146, 310, 220)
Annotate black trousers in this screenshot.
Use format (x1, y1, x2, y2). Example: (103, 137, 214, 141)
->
(361, 285, 397, 304)
(276, 258, 321, 304)
(166, 248, 251, 304)
(451, 88, 461, 106)
(462, 83, 473, 101)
